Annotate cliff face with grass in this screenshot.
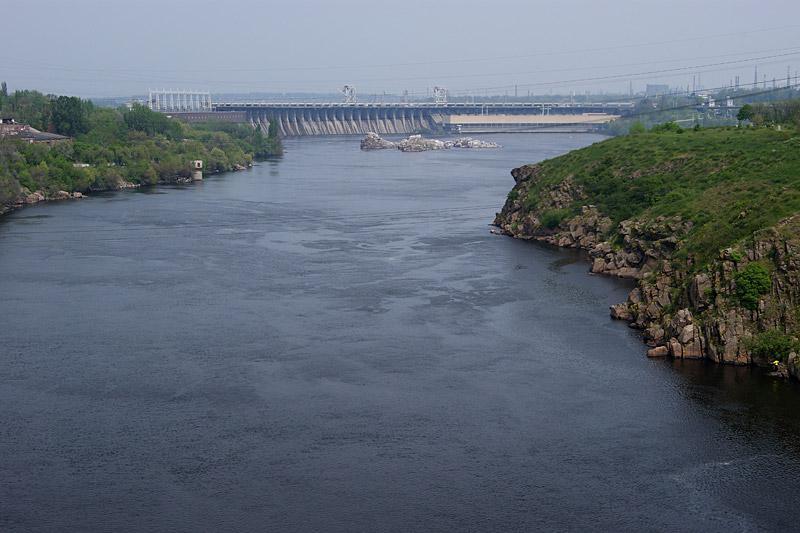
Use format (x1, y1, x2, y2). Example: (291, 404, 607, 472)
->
(494, 126, 800, 379)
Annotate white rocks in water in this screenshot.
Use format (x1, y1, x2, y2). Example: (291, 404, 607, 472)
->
(450, 137, 500, 149)
(396, 134, 448, 152)
(361, 133, 500, 152)
(360, 132, 396, 150)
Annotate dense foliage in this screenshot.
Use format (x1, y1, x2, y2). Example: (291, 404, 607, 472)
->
(603, 87, 800, 136)
(539, 208, 575, 229)
(0, 88, 281, 208)
(740, 100, 800, 128)
(746, 330, 800, 362)
(734, 263, 772, 310)
(521, 120, 800, 266)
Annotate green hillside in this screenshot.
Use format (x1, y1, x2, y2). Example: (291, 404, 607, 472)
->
(517, 125, 800, 265)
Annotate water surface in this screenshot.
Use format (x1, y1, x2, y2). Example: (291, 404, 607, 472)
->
(2, 134, 800, 532)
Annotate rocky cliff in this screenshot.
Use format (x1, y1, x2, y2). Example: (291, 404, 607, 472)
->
(494, 130, 800, 380)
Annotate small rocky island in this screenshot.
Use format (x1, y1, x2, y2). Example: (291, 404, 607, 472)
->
(360, 132, 500, 152)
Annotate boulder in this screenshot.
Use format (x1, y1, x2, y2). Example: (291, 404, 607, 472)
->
(449, 137, 500, 149)
(668, 337, 683, 358)
(678, 324, 703, 359)
(49, 190, 71, 200)
(610, 303, 632, 321)
(24, 191, 45, 204)
(647, 346, 669, 358)
(788, 352, 800, 381)
(591, 257, 607, 273)
(689, 272, 712, 308)
(360, 132, 396, 150)
(396, 135, 447, 152)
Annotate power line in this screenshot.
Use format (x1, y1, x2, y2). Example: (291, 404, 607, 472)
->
(476, 81, 800, 131)
(1, 24, 797, 76)
(4, 47, 797, 91)
(445, 50, 800, 95)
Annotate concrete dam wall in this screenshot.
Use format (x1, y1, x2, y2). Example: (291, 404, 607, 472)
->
(248, 107, 440, 137)
(208, 102, 635, 137)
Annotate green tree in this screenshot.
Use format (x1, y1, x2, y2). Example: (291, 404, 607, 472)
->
(746, 330, 800, 362)
(50, 95, 89, 136)
(737, 104, 753, 122)
(734, 263, 771, 310)
(2, 90, 51, 129)
(123, 104, 179, 137)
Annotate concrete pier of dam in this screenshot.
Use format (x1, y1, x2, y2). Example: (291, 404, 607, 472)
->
(443, 112, 621, 133)
(168, 102, 633, 136)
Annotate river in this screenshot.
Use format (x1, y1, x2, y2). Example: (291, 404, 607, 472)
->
(1, 134, 800, 532)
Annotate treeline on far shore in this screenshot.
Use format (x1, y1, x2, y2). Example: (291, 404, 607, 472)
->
(0, 85, 282, 209)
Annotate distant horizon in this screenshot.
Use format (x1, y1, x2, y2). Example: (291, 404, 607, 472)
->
(4, 0, 800, 98)
(25, 83, 795, 105)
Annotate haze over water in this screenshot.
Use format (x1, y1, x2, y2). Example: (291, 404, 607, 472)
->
(2, 134, 800, 531)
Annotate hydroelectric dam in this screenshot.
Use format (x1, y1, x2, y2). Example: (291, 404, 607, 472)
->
(147, 91, 635, 136)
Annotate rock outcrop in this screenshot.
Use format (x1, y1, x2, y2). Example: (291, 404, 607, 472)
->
(360, 132, 396, 150)
(360, 133, 500, 152)
(494, 162, 800, 376)
(396, 135, 448, 152)
(1, 186, 87, 217)
(449, 137, 501, 149)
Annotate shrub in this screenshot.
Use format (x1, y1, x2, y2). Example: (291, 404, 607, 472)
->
(734, 262, 771, 310)
(650, 121, 683, 134)
(746, 330, 799, 362)
(539, 208, 572, 229)
(628, 121, 646, 135)
(524, 191, 538, 211)
(507, 190, 519, 203)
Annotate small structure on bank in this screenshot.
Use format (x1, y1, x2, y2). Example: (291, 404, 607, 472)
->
(191, 160, 203, 181)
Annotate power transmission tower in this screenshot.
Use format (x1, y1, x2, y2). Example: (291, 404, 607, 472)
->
(341, 85, 356, 103)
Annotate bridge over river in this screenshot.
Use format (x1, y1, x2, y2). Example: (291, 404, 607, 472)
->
(168, 101, 635, 136)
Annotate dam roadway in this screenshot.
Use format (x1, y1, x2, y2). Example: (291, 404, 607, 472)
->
(200, 101, 635, 136)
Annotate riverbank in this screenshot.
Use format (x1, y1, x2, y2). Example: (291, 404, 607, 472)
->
(494, 125, 800, 379)
(0, 89, 282, 217)
(0, 163, 255, 218)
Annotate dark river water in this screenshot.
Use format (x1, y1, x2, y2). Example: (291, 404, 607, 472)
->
(2, 134, 800, 532)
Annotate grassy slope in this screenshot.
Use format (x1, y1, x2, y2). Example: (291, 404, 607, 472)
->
(523, 127, 800, 264)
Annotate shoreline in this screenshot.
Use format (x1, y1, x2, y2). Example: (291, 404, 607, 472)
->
(0, 163, 256, 219)
(494, 161, 800, 381)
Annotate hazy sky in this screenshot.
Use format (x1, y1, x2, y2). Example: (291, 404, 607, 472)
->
(3, 0, 800, 98)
